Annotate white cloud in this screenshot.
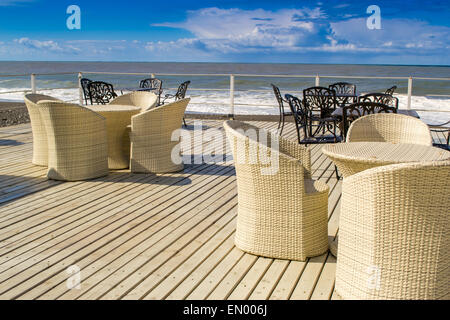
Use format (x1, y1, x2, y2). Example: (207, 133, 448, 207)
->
(153, 7, 324, 49)
(145, 7, 450, 58)
(330, 18, 450, 51)
(15, 38, 63, 51)
(1, 6, 449, 63)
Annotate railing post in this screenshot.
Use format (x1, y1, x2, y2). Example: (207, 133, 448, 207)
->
(229, 74, 235, 119)
(31, 74, 36, 94)
(407, 76, 413, 110)
(78, 72, 83, 105)
(315, 74, 320, 87)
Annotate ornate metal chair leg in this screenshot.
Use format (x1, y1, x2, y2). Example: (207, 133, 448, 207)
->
(183, 117, 187, 127)
(279, 114, 285, 135)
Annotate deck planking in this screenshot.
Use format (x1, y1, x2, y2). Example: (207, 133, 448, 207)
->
(0, 120, 444, 300)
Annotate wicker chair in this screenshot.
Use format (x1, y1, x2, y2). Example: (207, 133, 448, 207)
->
(130, 98, 190, 173)
(109, 91, 158, 112)
(36, 101, 109, 181)
(223, 120, 329, 261)
(346, 113, 433, 146)
(24, 94, 62, 166)
(335, 161, 450, 300)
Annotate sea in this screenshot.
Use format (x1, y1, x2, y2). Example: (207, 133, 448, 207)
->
(0, 61, 449, 124)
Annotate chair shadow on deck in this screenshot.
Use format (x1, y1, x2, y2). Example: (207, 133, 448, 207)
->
(0, 174, 59, 207)
(182, 124, 212, 131)
(107, 172, 193, 186)
(0, 139, 25, 146)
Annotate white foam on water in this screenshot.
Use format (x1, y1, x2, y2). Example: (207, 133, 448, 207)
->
(1, 87, 449, 125)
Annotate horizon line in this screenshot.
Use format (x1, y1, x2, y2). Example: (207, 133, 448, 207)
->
(0, 60, 449, 68)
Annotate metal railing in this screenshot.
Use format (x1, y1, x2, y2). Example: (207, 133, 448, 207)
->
(0, 71, 449, 116)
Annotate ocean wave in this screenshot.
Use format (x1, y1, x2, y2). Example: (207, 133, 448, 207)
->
(0, 87, 449, 124)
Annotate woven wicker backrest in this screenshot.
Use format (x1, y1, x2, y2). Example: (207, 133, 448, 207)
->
(109, 91, 158, 112)
(131, 98, 189, 136)
(346, 113, 433, 146)
(129, 98, 190, 173)
(24, 94, 62, 166)
(36, 101, 105, 142)
(224, 120, 311, 194)
(336, 160, 450, 299)
(35, 101, 108, 181)
(24, 94, 61, 104)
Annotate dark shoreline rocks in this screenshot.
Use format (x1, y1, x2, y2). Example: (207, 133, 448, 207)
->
(0, 102, 30, 127)
(0, 101, 286, 128)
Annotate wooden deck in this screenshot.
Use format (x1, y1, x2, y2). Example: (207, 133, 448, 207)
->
(0, 120, 446, 300)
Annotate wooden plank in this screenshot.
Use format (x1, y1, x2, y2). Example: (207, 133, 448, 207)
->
(248, 259, 289, 300)
(227, 258, 273, 300)
(0, 119, 344, 301)
(35, 178, 238, 300)
(207, 254, 258, 300)
(165, 235, 237, 300)
(269, 261, 307, 300)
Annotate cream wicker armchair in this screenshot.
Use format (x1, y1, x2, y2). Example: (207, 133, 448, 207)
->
(224, 120, 329, 261)
(36, 101, 109, 181)
(24, 94, 62, 166)
(346, 113, 433, 146)
(109, 91, 158, 112)
(335, 161, 450, 300)
(130, 98, 190, 173)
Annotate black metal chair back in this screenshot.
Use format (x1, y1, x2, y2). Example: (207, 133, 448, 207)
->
(174, 81, 190, 100)
(139, 78, 163, 92)
(271, 84, 287, 114)
(285, 94, 308, 144)
(359, 93, 399, 109)
(87, 81, 118, 105)
(303, 87, 337, 118)
(329, 82, 357, 105)
(342, 102, 397, 139)
(385, 86, 398, 95)
(80, 78, 92, 105)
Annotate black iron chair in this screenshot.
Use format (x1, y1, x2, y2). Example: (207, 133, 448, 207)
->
(359, 93, 399, 109)
(385, 86, 398, 96)
(271, 84, 292, 135)
(140, 78, 163, 90)
(342, 102, 397, 139)
(87, 81, 118, 105)
(80, 78, 92, 105)
(287, 93, 341, 179)
(163, 81, 190, 103)
(428, 121, 450, 150)
(162, 81, 190, 126)
(329, 82, 357, 106)
(303, 87, 341, 143)
(285, 94, 316, 144)
(139, 78, 163, 102)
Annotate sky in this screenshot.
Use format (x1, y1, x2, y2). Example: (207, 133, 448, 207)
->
(0, 0, 449, 64)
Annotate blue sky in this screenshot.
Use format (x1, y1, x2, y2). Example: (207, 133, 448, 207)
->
(0, 0, 449, 64)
